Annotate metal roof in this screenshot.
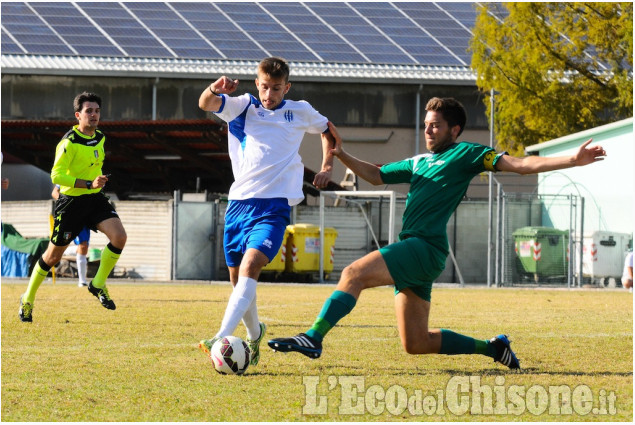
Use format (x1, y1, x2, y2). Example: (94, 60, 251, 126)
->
(0, 54, 476, 83)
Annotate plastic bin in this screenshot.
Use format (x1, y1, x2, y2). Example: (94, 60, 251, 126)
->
(261, 227, 290, 272)
(285, 224, 338, 273)
(579, 231, 632, 286)
(513, 226, 569, 278)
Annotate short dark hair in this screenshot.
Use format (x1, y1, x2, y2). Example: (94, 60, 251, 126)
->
(258, 57, 290, 82)
(425, 97, 467, 137)
(73, 92, 102, 113)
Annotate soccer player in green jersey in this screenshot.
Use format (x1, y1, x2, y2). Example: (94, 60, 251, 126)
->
(269, 97, 606, 369)
(19, 92, 127, 322)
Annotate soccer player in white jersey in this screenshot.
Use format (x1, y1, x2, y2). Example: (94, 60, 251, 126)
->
(197, 57, 336, 366)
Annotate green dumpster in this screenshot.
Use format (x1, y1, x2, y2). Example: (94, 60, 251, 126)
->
(512, 226, 569, 279)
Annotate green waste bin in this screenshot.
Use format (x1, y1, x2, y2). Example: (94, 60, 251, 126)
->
(513, 226, 569, 278)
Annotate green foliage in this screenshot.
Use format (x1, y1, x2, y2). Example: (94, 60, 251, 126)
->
(1, 282, 632, 421)
(470, 2, 633, 155)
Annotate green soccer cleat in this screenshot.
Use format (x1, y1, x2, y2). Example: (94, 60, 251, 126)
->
(18, 295, 33, 322)
(88, 281, 116, 310)
(247, 322, 267, 366)
(198, 336, 220, 357)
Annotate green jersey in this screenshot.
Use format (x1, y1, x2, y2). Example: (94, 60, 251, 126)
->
(51, 125, 105, 196)
(380, 141, 504, 253)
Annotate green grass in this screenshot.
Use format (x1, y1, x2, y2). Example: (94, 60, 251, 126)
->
(2, 281, 632, 421)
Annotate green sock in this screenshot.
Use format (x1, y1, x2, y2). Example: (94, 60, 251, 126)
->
(306, 290, 357, 342)
(92, 244, 122, 288)
(439, 329, 478, 355)
(475, 339, 498, 358)
(24, 259, 50, 304)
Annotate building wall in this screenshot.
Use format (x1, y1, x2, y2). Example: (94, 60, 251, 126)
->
(527, 118, 634, 238)
(1, 200, 173, 281)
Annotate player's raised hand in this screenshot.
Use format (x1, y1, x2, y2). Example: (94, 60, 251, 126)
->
(574, 138, 606, 166)
(212, 76, 239, 95)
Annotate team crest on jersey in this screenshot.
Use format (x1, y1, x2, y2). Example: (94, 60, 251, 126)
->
(284, 110, 293, 123)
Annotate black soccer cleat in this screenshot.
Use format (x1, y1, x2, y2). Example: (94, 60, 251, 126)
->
(88, 281, 116, 310)
(268, 333, 322, 359)
(490, 334, 520, 369)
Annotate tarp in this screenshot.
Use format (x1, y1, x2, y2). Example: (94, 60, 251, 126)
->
(1, 223, 49, 277)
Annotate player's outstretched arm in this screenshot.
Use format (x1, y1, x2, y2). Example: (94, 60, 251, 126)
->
(199, 76, 239, 112)
(326, 121, 383, 186)
(495, 138, 606, 175)
(313, 126, 336, 189)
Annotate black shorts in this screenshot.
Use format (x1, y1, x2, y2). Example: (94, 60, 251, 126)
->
(51, 192, 119, 247)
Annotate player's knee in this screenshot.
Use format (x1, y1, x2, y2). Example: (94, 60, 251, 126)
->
(43, 251, 63, 266)
(340, 264, 366, 290)
(110, 231, 127, 248)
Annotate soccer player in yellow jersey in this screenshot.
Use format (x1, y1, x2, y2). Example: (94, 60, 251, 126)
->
(19, 92, 127, 322)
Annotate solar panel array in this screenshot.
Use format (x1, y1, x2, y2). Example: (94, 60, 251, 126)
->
(1, 2, 483, 67)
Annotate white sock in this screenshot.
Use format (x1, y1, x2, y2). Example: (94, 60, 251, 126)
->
(215, 276, 257, 338)
(76, 254, 88, 284)
(242, 296, 261, 341)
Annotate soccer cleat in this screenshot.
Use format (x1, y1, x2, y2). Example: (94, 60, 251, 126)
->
(268, 333, 322, 359)
(490, 334, 520, 369)
(198, 336, 221, 357)
(78, 281, 88, 287)
(88, 281, 116, 310)
(246, 322, 267, 366)
(18, 296, 33, 322)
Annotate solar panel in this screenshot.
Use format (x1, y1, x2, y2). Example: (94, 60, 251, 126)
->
(1, 28, 25, 54)
(1, 2, 74, 55)
(125, 2, 222, 60)
(213, 1, 320, 61)
(1, 1, 489, 67)
(306, 2, 414, 64)
(171, 2, 267, 60)
(29, 3, 124, 57)
(77, 3, 173, 58)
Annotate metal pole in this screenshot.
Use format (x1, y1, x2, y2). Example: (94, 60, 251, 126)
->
(496, 184, 503, 286)
(415, 84, 423, 155)
(319, 193, 325, 283)
(389, 191, 396, 244)
(579, 196, 585, 287)
(152, 77, 159, 121)
(565, 195, 574, 289)
(487, 88, 495, 287)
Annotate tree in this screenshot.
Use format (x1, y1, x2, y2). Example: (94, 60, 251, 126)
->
(470, 2, 633, 155)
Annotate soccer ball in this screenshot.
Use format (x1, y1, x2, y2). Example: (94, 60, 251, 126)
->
(210, 336, 250, 375)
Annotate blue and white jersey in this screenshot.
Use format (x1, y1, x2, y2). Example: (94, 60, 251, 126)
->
(214, 93, 328, 206)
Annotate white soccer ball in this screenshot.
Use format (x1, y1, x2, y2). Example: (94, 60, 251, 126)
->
(210, 336, 250, 375)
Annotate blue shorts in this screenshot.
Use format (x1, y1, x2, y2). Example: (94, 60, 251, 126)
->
(224, 198, 290, 267)
(74, 227, 91, 245)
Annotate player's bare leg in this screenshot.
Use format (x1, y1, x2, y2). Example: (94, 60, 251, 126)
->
(269, 250, 393, 357)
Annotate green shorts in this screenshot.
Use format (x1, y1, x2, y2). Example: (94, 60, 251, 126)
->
(379, 237, 447, 302)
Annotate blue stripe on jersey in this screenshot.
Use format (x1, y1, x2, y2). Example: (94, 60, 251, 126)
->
(229, 95, 261, 151)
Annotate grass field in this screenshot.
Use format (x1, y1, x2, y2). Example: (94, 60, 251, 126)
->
(1, 280, 632, 422)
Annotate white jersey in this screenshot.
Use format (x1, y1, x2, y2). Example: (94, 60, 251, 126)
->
(623, 251, 633, 281)
(214, 93, 328, 206)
